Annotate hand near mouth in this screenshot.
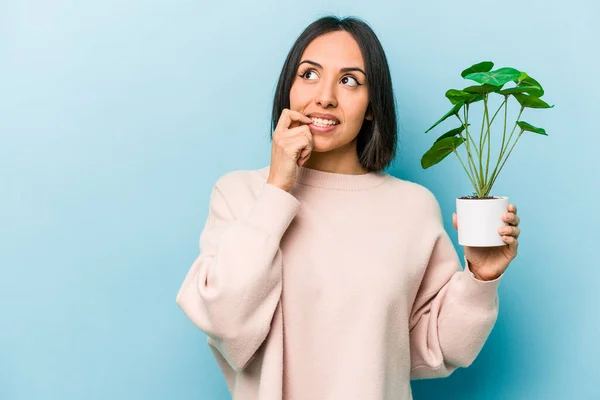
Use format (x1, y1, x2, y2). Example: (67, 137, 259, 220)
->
(267, 108, 315, 192)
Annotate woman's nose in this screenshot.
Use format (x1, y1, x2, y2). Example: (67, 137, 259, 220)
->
(315, 83, 337, 108)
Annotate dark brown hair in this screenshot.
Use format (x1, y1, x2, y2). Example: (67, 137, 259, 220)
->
(271, 15, 398, 172)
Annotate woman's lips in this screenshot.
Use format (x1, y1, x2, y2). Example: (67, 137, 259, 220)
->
(309, 122, 339, 133)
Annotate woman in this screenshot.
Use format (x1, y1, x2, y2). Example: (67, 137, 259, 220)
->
(176, 15, 521, 400)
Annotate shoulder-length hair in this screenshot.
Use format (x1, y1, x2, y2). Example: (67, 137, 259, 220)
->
(271, 15, 397, 173)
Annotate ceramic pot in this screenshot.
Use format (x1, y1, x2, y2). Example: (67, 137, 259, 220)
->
(456, 196, 509, 247)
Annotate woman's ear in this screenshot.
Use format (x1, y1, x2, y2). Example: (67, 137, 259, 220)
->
(365, 104, 373, 121)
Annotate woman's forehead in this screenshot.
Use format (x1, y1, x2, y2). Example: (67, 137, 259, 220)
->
(300, 32, 365, 69)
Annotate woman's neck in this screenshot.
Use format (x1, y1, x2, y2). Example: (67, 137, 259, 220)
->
(302, 143, 368, 175)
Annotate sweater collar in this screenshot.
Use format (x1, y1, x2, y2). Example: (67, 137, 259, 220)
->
(292, 165, 390, 191)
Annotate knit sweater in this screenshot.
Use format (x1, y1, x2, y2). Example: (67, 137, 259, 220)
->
(176, 165, 502, 400)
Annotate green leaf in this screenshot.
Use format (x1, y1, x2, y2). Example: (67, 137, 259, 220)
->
(464, 67, 522, 87)
(513, 93, 554, 108)
(516, 71, 528, 83)
(445, 89, 483, 105)
(434, 125, 469, 143)
(425, 101, 465, 133)
(421, 136, 465, 169)
(463, 84, 502, 95)
(498, 85, 542, 96)
(517, 121, 548, 135)
(461, 61, 494, 78)
(514, 72, 545, 96)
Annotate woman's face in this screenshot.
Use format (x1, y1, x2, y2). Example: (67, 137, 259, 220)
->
(290, 31, 372, 154)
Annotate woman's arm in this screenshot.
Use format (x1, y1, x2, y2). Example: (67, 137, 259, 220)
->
(176, 174, 300, 372)
(409, 196, 502, 380)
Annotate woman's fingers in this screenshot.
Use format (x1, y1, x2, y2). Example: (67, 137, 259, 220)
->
(499, 225, 520, 238)
(275, 108, 313, 132)
(284, 125, 313, 160)
(503, 212, 520, 226)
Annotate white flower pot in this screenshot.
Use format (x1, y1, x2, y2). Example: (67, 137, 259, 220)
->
(456, 196, 509, 247)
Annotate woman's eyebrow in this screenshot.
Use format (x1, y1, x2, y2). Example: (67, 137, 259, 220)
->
(298, 59, 366, 76)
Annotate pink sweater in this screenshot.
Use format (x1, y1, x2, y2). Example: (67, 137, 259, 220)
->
(176, 165, 502, 399)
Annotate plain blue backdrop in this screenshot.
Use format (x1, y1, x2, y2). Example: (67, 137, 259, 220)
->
(1, 0, 598, 399)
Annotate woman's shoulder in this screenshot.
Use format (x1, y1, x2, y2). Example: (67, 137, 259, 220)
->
(213, 165, 268, 191)
(383, 175, 442, 216)
(209, 165, 270, 211)
(385, 175, 438, 200)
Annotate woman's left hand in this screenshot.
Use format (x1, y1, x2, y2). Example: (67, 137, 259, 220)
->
(452, 204, 520, 281)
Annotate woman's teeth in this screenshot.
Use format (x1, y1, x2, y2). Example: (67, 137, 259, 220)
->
(311, 118, 339, 127)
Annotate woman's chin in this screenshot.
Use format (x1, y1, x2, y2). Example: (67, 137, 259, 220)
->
(311, 133, 358, 153)
(310, 141, 332, 153)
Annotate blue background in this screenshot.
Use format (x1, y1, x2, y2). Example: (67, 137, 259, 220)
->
(1, 0, 598, 399)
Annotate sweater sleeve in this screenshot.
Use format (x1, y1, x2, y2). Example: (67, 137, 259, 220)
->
(176, 179, 301, 372)
(408, 198, 502, 380)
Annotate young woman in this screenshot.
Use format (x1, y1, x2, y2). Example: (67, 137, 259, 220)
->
(176, 15, 521, 400)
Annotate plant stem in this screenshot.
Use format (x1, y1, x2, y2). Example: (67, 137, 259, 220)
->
(453, 123, 478, 189)
(487, 97, 507, 196)
(478, 98, 486, 189)
(480, 97, 507, 163)
(488, 129, 524, 191)
(501, 105, 524, 161)
(457, 107, 479, 186)
(485, 96, 507, 195)
(483, 94, 492, 187)
(460, 115, 480, 162)
(484, 103, 524, 195)
(488, 98, 507, 128)
(452, 148, 479, 195)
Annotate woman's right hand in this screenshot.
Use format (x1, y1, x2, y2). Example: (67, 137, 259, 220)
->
(267, 108, 314, 192)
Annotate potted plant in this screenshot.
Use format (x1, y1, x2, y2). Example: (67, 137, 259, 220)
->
(421, 61, 553, 247)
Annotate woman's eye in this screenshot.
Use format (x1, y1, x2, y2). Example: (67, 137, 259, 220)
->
(341, 75, 359, 87)
(299, 70, 360, 87)
(301, 70, 318, 80)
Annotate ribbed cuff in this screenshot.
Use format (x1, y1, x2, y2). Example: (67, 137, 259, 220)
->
(453, 255, 502, 310)
(464, 254, 504, 282)
(245, 183, 301, 238)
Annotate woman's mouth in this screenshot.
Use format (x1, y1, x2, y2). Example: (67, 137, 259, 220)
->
(309, 117, 340, 133)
